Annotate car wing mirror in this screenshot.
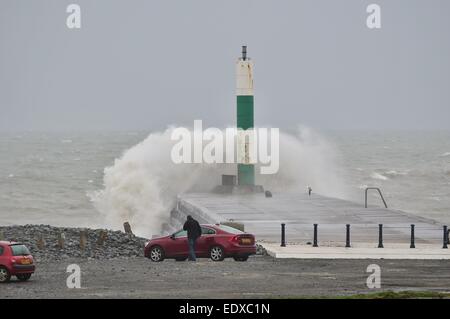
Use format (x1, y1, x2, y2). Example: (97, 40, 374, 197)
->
(170, 234, 176, 240)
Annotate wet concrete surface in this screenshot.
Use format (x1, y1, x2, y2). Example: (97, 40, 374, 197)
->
(176, 193, 445, 244)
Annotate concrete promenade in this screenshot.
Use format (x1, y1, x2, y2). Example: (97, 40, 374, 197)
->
(263, 243, 450, 260)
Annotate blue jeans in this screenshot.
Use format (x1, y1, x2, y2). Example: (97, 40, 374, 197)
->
(188, 238, 197, 261)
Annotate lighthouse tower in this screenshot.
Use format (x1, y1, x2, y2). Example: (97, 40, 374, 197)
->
(236, 46, 255, 186)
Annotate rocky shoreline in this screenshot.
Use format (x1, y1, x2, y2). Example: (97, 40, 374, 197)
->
(0, 225, 148, 261)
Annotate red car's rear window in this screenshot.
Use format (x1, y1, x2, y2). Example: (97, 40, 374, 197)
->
(217, 225, 244, 234)
(10, 244, 31, 256)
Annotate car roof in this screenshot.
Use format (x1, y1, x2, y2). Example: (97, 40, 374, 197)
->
(177, 224, 243, 233)
(200, 224, 220, 229)
(200, 224, 240, 232)
(0, 241, 21, 245)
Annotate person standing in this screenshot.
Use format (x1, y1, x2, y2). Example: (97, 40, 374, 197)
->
(183, 215, 202, 261)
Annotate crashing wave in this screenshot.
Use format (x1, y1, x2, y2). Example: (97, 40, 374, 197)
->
(384, 170, 408, 177)
(90, 126, 346, 237)
(370, 172, 389, 181)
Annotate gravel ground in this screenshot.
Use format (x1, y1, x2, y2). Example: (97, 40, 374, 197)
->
(1, 256, 450, 298)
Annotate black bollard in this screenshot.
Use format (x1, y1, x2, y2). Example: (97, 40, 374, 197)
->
(345, 224, 351, 248)
(281, 223, 286, 247)
(313, 224, 318, 247)
(443, 225, 448, 249)
(378, 224, 384, 248)
(410, 224, 415, 249)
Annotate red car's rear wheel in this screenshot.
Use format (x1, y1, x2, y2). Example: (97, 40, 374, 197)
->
(209, 246, 225, 261)
(0, 267, 11, 283)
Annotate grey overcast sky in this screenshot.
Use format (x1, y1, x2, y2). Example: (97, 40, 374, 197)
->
(1, 0, 449, 131)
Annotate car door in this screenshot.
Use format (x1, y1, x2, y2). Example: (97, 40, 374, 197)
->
(166, 230, 189, 257)
(195, 227, 217, 257)
(0, 245, 5, 266)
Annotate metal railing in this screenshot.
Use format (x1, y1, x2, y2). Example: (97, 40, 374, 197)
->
(365, 187, 388, 208)
(280, 223, 449, 249)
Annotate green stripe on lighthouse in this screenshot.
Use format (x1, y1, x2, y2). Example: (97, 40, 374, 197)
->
(237, 96, 254, 130)
(238, 163, 255, 186)
(237, 95, 255, 185)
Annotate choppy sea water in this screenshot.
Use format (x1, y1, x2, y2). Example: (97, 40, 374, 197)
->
(329, 131, 450, 224)
(0, 130, 449, 233)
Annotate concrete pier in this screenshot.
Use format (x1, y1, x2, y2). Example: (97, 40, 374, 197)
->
(173, 192, 445, 247)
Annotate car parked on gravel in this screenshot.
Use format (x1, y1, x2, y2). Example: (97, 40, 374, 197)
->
(144, 224, 256, 262)
(0, 241, 35, 283)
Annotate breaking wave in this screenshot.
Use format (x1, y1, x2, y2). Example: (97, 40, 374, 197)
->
(370, 172, 389, 181)
(384, 170, 408, 178)
(90, 126, 346, 237)
(370, 170, 408, 181)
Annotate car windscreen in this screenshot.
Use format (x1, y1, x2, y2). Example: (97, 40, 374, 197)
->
(218, 225, 244, 234)
(173, 230, 187, 238)
(10, 244, 31, 256)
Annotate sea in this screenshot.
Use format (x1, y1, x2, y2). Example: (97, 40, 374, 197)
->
(1, 129, 449, 237)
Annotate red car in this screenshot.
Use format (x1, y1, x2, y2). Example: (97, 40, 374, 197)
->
(144, 224, 256, 262)
(0, 241, 35, 283)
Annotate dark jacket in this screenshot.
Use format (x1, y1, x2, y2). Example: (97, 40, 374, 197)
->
(183, 217, 202, 240)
